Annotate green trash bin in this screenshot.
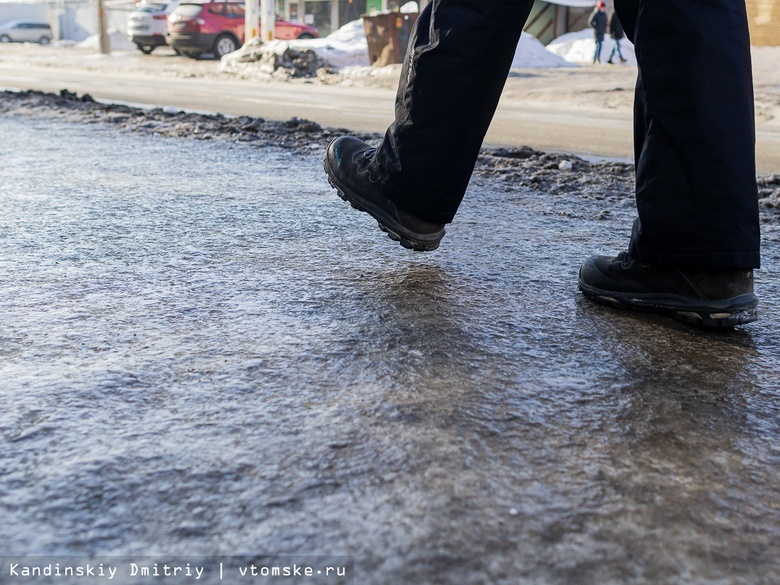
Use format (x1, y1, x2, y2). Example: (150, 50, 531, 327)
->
(363, 12, 419, 67)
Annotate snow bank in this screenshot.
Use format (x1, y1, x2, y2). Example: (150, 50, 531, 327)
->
(220, 18, 370, 78)
(77, 29, 137, 52)
(223, 18, 577, 78)
(295, 18, 371, 69)
(512, 32, 575, 68)
(547, 28, 637, 65)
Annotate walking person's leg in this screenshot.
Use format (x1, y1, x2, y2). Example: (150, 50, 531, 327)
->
(579, 0, 761, 326)
(324, 0, 536, 250)
(615, 38, 625, 62)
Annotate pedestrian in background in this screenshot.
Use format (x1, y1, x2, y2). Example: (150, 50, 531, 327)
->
(608, 10, 627, 63)
(590, 1, 608, 64)
(324, 0, 760, 328)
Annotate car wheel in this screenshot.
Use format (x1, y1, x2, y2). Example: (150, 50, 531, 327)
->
(138, 43, 155, 54)
(0, 35, 10, 43)
(39, 36, 51, 45)
(214, 34, 238, 58)
(296, 33, 315, 40)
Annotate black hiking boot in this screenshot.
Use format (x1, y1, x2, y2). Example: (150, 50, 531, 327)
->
(578, 252, 758, 327)
(324, 136, 446, 251)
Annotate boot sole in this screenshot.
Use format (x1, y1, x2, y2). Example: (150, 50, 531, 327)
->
(578, 281, 758, 327)
(324, 157, 444, 252)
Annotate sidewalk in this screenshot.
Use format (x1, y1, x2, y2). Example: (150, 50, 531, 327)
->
(1, 43, 778, 172)
(1, 99, 779, 584)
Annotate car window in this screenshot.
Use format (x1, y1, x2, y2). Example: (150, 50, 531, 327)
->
(225, 3, 244, 18)
(13, 22, 50, 30)
(173, 3, 204, 17)
(208, 3, 226, 15)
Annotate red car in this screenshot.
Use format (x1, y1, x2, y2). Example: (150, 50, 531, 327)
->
(167, 1, 318, 59)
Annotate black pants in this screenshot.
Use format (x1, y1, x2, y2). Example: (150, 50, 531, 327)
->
(369, 0, 760, 270)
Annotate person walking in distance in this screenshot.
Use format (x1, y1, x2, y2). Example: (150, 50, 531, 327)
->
(590, 1, 608, 64)
(324, 0, 760, 328)
(608, 10, 628, 63)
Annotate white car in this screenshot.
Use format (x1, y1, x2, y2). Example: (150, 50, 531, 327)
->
(127, 0, 179, 54)
(0, 20, 52, 44)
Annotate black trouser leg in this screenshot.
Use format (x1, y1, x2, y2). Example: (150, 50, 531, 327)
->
(371, 0, 535, 224)
(616, 0, 760, 269)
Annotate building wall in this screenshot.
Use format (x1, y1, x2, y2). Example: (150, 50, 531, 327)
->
(9, 0, 774, 46)
(0, 2, 48, 25)
(566, 6, 590, 34)
(746, 0, 780, 46)
(523, 1, 591, 45)
(524, 1, 558, 45)
(536, 0, 780, 47)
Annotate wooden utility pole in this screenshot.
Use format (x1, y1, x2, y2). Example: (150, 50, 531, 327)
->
(245, 0, 259, 42)
(260, 0, 275, 41)
(96, 0, 110, 54)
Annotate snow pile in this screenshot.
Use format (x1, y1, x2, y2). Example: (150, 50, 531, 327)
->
(222, 18, 577, 79)
(77, 29, 137, 52)
(547, 28, 637, 65)
(221, 0, 422, 76)
(220, 37, 328, 79)
(298, 18, 371, 69)
(220, 18, 370, 78)
(511, 32, 575, 68)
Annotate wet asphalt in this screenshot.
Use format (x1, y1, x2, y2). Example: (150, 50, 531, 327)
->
(0, 113, 779, 585)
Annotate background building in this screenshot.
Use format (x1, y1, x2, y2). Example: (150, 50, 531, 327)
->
(278, 0, 423, 37)
(1, 0, 778, 47)
(747, 0, 780, 45)
(524, 0, 593, 45)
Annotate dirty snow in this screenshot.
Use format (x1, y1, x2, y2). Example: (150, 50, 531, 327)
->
(221, 18, 371, 75)
(222, 17, 573, 77)
(74, 20, 606, 73)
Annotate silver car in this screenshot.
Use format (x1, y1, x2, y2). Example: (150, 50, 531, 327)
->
(0, 20, 52, 44)
(128, 0, 179, 54)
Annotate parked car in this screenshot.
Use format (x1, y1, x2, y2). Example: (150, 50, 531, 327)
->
(0, 20, 52, 45)
(166, 1, 318, 59)
(127, 0, 180, 54)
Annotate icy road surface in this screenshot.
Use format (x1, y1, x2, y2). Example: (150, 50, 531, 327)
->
(1, 116, 779, 585)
